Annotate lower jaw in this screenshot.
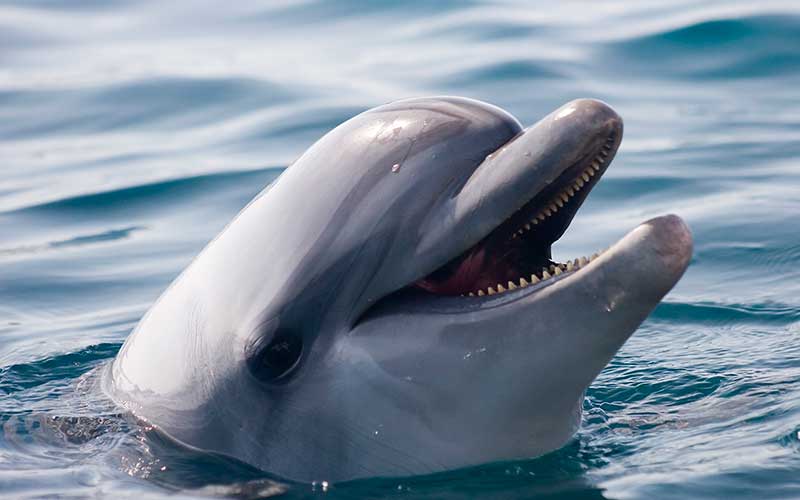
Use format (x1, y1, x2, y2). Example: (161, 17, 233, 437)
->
(461, 250, 604, 297)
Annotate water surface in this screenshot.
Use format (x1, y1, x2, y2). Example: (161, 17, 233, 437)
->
(2, 1, 800, 498)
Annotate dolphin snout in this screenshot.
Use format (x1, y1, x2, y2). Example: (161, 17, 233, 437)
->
(558, 98, 623, 137)
(643, 213, 694, 279)
(604, 214, 692, 305)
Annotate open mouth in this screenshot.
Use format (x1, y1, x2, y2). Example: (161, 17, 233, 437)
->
(414, 129, 620, 298)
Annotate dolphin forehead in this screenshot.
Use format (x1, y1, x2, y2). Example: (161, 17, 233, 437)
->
(230, 98, 524, 321)
(313, 96, 523, 194)
(366, 96, 522, 132)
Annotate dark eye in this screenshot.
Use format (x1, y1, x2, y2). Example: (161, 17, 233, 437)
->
(249, 329, 303, 383)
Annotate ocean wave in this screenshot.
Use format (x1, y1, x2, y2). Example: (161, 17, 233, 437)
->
(599, 15, 800, 80)
(7, 167, 281, 215)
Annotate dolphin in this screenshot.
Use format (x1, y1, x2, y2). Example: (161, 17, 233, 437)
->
(106, 97, 692, 482)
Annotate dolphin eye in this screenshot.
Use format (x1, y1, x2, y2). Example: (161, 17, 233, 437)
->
(250, 329, 303, 383)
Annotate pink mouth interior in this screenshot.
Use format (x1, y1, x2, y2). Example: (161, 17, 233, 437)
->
(413, 231, 554, 296)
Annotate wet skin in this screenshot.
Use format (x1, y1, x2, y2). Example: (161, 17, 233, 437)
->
(106, 97, 692, 482)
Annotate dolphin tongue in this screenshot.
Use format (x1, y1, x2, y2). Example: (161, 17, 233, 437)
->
(414, 231, 553, 296)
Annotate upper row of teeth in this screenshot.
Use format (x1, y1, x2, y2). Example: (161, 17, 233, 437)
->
(513, 138, 614, 238)
(464, 252, 603, 297)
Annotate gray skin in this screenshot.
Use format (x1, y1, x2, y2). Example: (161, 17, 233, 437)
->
(106, 97, 692, 482)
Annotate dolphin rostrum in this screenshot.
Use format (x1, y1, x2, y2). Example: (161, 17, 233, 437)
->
(106, 97, 692, 482)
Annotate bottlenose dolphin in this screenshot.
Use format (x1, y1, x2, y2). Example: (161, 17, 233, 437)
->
(106, 97, 692, 482)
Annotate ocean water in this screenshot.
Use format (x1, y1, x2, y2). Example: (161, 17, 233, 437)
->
(2, 0, 800, 498)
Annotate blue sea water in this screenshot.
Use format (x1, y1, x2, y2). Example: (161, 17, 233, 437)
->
(1, 0, 800, 498)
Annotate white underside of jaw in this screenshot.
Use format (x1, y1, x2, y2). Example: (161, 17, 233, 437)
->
(465, 135, 616, 298)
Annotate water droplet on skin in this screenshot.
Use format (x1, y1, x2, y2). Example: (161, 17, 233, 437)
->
(391, 163, 401, 173)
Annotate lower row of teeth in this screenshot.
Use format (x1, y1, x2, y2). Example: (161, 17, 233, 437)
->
(512, 137, 613, 237)
(464, 251, 603, 297)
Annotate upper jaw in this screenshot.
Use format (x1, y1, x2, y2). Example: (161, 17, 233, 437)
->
(417, 99, 621, 271)
(413, 99, 622, 298)
(448, 98, 622, 235)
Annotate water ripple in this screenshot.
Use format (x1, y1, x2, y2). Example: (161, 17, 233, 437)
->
(1, 1, 800, 498)
(6, 167, 281, 215)
(602, 15, 800, 80)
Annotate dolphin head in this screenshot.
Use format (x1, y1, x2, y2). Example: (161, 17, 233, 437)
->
(109, 97, 692, 482)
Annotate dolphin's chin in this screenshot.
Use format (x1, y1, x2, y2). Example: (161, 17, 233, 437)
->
(414, 129, 620, 298)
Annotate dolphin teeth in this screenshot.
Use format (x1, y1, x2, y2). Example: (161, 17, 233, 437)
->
(468, 292, 475, 296)
(549, 264, 557, 272)
(591, 160, 600, 170)
(555, 199, 564, 208)
(581, 173, 590, 182)
(530, 274, 540, 284)
(543, 208, 552, 217)
(537, 213, 546, 221)
(566, 261, 574, 271)
(554, 266, 562, 275)
(519, 277, 529, 287)
(600, 149, 609, 157)
(497, 284, 506, 292)
(549, 203, 558, 212)
(579, 256, 588, 266)
(566, 187, 575, 197)
(576, 178, 585, 188)
(477, 289, 485, 296)
(508, 281, 517, 290)
(560, 193, 569, 203)
(542, 270, 551, 279)
(591, 252, 600, 261)
(531, 218, 539, 225)
(488, 287, 496, 295)
(587, 168, 595, 177)
(524, 223, 531, 230)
